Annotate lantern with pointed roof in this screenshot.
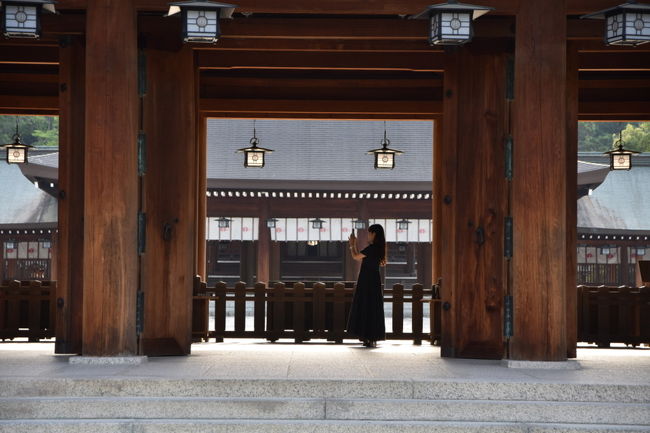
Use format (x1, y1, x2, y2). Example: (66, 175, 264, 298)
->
(367, 122, 404, 170)
(1, 0, 56, 39)
(2, 118, 33, 164)
(582, 1, 650, 47)
(412, 0, 493, 46)
(236, 119, 273, 168)
(604, 131, 641, 170)
(167, 1, 236, 43)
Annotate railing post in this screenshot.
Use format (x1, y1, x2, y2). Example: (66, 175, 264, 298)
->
(293, 282, 306, 343)
(313, 282, 326, 338)
(254, 282, 266, 338)
(214, 282, 226, 342)
(412, 283, 423, 345)
(267, 282, 285, 342)
(332, 282, 346, 343)
(234, 282, 247, 335)
(392, 283, 404, 338)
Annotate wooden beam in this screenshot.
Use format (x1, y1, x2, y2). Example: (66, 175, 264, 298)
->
(511, 0, 567, 362)
(0, 46, 58, 65)
(82, 0, 138, 357)
(200, 98, 442, 115)
(579, 101, 650, 115)
(579, 52, 650, 71)
(197, 50, 443, 72)
(201, 74, 442, 89)
(0, 95, 58, 110)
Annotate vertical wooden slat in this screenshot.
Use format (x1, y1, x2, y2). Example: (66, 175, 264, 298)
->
(271, 282, 285, 341)
(254, 282, 266, 337)
(412, 283, 423, 345)
(214, 282, 226, 342)
(56, 35, 85, 355)
(83, 0, 138, 356)
(7, 281, 19, 335)
(293, 282, 305, 343)
(27, 281, 41, 341)
(511, 0, 568, 361)
(313, 282, 326, 337)
(234, 282, 246, 334)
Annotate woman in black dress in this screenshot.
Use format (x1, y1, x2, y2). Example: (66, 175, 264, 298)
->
(347, 224, 386, 348)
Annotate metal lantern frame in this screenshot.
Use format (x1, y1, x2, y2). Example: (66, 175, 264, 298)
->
(582, 1, 650, 47)
(2, 117, 33, 164)
(367, 122, 404, 170)
(600, 246, 612, 255)
(396, 219, 412, 230)
(1, 0, 56, 39)
(167, 1, 237, 44)
(637, 247, 647, 256)
(217, 217, 232, 228)
(310, 218, 326, 230)
(236, 119, 274, 168)
(352, 219, 367, 230)
(411, 0, 494, 46)
(266, 218, 278, 229)
(603, 131, 641, 171)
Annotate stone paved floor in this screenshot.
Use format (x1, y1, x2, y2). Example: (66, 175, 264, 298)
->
(0, 340, 648, 385)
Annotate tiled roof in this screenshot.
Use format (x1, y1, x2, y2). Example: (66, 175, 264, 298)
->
(0, 161, 57, 225)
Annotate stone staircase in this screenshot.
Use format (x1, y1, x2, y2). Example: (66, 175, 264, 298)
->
(0, 378, 649, 432)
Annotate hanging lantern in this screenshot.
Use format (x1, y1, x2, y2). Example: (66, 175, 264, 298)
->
(352, 219, 366, 230)
(2, 117, 33, 164)
(397, 219, 411, 230)
(310, 218, 325, 230)
(217, 217, 231, 228)
(167, 1, 236, 44)
(600, 246, 611, 255)
(367, 122, 403, 169)
(603, 131, 640, 170)
(637, 247, 646, 256)
(412, 0, 493, 46)
(236, 119, 273, 168)
(582, 1, 650, 47)
(1, 0, 56, 39)
(266, 218, 278, 228)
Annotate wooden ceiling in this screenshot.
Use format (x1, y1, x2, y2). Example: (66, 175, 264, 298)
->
(0, 1, 649, 120)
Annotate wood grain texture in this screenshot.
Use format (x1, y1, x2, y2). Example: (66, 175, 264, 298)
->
(196, 115, 207, 280)
(257, 201, 271, 284)
(441, 45, 509, 359)
(511, 0, 568, 361)
(566, 42, 579, 359)
(141, 46, 197, 356)
(82, 0, 138, 356)
(55, 36, 85, 355)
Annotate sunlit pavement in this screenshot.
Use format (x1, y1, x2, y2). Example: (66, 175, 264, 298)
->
(0, 339, 648, 385)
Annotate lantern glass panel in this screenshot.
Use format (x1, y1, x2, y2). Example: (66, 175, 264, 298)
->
(637, 247, 646, 256)
(375, 152, 394, 169)
(184, 9, 219, 42)
(352, 220, 366, 230)
(430, 11, 472, 45)
(397, 220, 410, 230)
(6, 146, 26, 164)
(611, 152, 631, 170)
(266, 219, 277, 228)
(626, 12, 650, 40)
(246, 150, 265, 168)
(3, 4, 39, 37)
(218, 218, 230, 228)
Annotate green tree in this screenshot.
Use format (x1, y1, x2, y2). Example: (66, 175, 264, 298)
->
(0, 115, 59, 146)
(620, 123, 650, 153)
(578, 121, 644, 152)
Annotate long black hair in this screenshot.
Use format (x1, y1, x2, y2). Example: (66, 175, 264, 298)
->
(368, 224, 387, 266)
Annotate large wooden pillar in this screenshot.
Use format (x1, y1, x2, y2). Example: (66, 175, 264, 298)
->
(56, 36, 85, 355)
(196, 115, 207, 280)
(141, 46, 197, 356)
(510, 0, 568, 361)
(82, 0, 138, 356)
(439, 43, 509, 359)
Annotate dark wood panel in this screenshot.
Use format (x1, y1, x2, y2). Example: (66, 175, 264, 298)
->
(82, 0, 138, 356)
(511, 0, 567, 361)
(141, 46, 197, 356)
(579, 52, 650, 71)
(55, 36, 85, 355)
(441, 46, 508, 360)
(0, 46, 58, 64)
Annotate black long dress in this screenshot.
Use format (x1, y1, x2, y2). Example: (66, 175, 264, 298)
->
(346, 243, 386, 341)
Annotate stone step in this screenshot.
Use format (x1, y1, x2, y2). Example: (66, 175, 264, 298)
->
(1, 420, 649, 433)
(1, 378, 649, 403)
(1, 396, 649, 425)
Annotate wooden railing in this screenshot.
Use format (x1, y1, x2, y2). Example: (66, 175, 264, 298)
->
(578, 285, 650, 347)
(0, 280, 56, 342)
(193, 277, 439, 345)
